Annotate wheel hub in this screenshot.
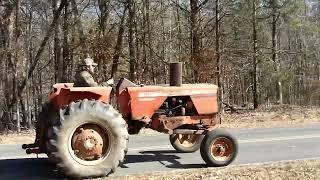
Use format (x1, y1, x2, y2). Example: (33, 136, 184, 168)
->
(84, 137, 97, 150)
(178, 134, 198, 147)
(71, 125, 108, 161)
(210, 137, 233, 162)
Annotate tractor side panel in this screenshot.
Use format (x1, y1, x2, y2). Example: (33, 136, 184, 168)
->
(126, 84, 218, 119)
(190, 95, 218, 114)
(127, 89, 166, 120)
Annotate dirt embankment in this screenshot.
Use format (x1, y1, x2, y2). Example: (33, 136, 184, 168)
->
(109, 159, 320, 180)
(220, 105, 320, 129)
(0, 130, 35, 144)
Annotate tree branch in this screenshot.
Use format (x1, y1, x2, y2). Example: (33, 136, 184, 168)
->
(170, 0, 190, 14)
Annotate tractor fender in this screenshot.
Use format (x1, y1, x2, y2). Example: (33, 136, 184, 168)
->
(49, 83, 112, 110)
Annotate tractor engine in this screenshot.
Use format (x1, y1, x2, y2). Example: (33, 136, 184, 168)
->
(159, 96, 197, 117)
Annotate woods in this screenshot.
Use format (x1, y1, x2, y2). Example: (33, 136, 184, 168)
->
(0, 0, 320, 132)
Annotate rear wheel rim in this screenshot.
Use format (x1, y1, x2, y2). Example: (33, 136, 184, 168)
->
(210, 137, 233, 162)
(68, 122, 112, 166)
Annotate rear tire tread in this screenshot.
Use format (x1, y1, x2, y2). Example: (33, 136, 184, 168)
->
(46, 99, 129, 178)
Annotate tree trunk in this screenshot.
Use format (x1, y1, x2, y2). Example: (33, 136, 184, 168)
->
(128, 0, 136, 81)
(19, 98, 28, 128)
(134, 18, 141, 82)
(271, 0, 282, 104)
(252, 0, 258, 109)
(110, 5, 127, 79)
(14, 0, 21, 132)
(160, 0, 166, 84)
(175, 0, 182, 62)
(70, 0, 87, 57)
(215, 0, 223, 112)
(62, 1, 69, 82)
(26, 3, 33, 129)
(142, 0, 147, 82)
(98, 0, 110, 36)
(52, 0, 62, 83)
(190, 0, 200, 82)
(146, 0, 154, 84)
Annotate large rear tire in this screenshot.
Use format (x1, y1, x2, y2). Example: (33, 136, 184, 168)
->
(200, 129, 238, 167)
(169, 134, 204, 153)
(46, 99, 129, 178)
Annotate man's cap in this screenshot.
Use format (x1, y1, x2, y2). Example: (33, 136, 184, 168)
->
(83, 58, 97, 66)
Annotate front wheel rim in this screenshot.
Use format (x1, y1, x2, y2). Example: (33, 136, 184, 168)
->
(177, 134, 200, 147)
(210, 137, 234, 162)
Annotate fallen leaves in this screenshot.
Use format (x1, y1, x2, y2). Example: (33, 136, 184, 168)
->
(109, 159, 320, 180)
(221, 105, 320, 129)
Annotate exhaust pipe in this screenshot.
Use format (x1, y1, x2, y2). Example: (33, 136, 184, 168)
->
(170, 62, 182, 86)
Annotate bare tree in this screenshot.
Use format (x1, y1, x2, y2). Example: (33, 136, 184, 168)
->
(128, 0, 136, 81)
(111, 4, 127, 79)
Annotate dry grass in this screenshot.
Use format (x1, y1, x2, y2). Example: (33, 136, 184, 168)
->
(109, 159, 320, 180)
(0, 130, 35, 144)
(220, 105, 320, 129)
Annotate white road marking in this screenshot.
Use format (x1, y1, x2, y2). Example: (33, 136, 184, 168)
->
(130, 145, 172, 152)
(239, 134, 320, 143)
(0, 154, 46, 160)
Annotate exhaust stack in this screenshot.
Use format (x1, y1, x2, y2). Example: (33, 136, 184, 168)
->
(170, 62, 182, 86)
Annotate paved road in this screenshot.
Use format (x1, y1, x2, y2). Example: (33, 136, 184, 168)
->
(1, 124, 320, 179)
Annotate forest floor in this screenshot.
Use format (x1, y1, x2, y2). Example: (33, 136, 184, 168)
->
(1, 104, 320, 144)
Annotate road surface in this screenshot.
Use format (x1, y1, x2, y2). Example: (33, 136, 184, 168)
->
(1, 124, 320, 179)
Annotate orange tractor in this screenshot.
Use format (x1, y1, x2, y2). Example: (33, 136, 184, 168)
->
(22, 63, 238, 178)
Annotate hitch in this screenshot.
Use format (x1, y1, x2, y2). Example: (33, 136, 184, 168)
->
(22, 143, 38, 149)
(25, 147, 41, 154)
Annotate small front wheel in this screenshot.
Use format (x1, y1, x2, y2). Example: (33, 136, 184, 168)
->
(169, 134, 204, 153)
(200, 129, 238, 166)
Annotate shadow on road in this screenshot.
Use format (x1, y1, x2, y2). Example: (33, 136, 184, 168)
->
(0, 150, 207, 179)
(0, 158, 64, 180)
(123, 150, 207, 169)
(123, 150, 181, 165)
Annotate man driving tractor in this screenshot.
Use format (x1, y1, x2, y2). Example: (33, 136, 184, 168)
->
(74, 57, 99, 87)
